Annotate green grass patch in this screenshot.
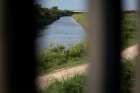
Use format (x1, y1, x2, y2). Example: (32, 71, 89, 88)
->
(72, 13, 88, 28)
(37, 12, 136, 93)
(122, 12, 137, 49)
(37, 43, 87, 74)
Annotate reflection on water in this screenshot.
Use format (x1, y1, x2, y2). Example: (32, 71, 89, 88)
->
(37, 16, 86, 50)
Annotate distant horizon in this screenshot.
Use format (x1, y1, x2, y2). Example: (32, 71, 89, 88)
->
(38, 0, 87, 11)
(39, 5, 136, 12)
(38, 0, 137, 11)
(43, 6, 88, 11)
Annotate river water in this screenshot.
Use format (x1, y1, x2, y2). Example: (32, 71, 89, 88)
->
(37, 16, 86, 50)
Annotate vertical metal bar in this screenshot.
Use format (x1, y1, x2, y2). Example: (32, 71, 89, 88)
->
(104, 0, 122, 93)
(0, 0, 6, 92)
(133, 1, 140, 93)
(88, 0, 122, 93)
(88, 0, 105, 93)
(6, 0, 37, 93)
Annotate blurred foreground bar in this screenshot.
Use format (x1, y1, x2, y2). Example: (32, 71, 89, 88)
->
(6, 0, 37, 93)
(133, 1, 140, 93)
(88, 0, 122, 93)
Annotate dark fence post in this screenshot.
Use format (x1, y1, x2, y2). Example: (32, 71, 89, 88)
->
(104, 0, 122, 93)
(6, 0, 37, 93)
(133, 1, 140, 93)
(88, 0, 122, 93)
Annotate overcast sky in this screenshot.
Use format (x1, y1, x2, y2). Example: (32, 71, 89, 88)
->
(38, 0, 137, 10)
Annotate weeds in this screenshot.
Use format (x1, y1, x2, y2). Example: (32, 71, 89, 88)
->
(37, 43, 86, 74)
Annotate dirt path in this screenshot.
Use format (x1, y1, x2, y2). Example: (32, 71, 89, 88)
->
(122, 44, 138, 60)
(37, 64, 88, 89)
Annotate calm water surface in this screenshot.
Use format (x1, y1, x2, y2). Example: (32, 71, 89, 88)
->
(37, 16, 86, 50)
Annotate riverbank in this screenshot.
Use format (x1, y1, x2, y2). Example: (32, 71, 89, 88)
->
(38, 11, 137, 93)
(34, 4, 74, 31)
(73, 12, 136, 49)
(72, 13, 88, 29)
(37, 16, 86, 49)
(37, 11, 137, 76)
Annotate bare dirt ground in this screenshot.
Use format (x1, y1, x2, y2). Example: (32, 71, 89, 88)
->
(37, 64, 88, 89)
(122, 44, 138, 60)
(37, 44, 138, 89)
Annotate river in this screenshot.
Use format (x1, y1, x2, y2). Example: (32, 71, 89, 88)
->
(37, 16, 86, 50)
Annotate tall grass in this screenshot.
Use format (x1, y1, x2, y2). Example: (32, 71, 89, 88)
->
(37, 43, 86, 74)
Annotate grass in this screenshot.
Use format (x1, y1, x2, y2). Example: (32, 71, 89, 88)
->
(39, 59, 134, 93)
(37, 43, 87, 74)
(39, 74, 87, 93)
(72, 13, 88, 29)
(120, 59, 135, 93)
(120, 12, 136, 93)
(73, 12, 136, 49)
(122, 12, 137, 49)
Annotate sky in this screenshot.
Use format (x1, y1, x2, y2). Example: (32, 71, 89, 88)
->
(38, 0, 87, 10)
(38, 0, 137, 10)
(39, 0, 87, 10)
(123, 0, 137, 10)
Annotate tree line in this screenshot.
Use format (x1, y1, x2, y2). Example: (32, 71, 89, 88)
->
(34, 4, 74, 30)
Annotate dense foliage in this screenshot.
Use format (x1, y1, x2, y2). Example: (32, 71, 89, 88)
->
(34, 4, 73, 30)
(38, 43, 86, 74)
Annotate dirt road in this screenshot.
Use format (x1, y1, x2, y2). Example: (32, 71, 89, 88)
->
(37, 64, 88, 89)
